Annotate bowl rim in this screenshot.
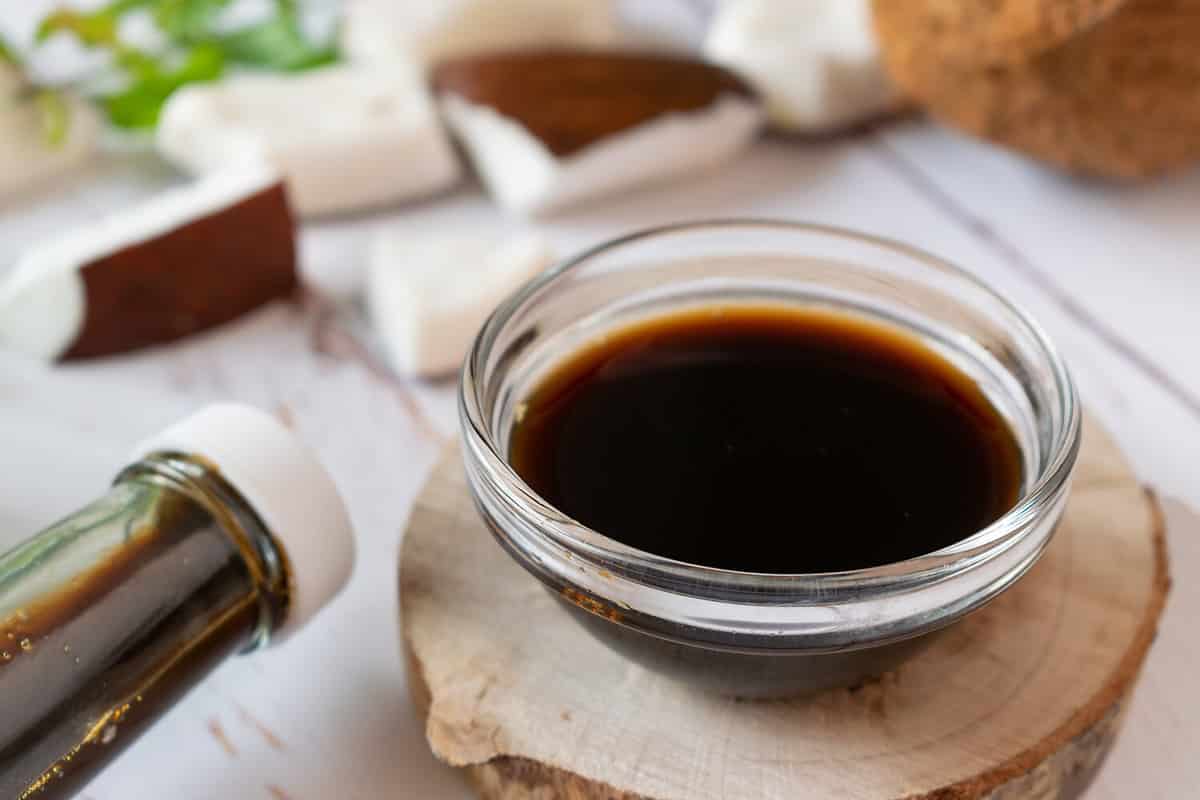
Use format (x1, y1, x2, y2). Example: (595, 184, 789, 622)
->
(459, 218, 1081, 596)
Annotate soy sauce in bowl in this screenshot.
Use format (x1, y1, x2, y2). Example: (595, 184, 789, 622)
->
(509, 305, 1022, 573)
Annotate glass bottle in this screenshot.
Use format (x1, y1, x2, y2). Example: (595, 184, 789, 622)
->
(0, 405, 355, 798)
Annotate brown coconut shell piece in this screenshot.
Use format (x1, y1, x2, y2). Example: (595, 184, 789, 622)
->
(432, 49, 757, 158)
(874, 0, 1200, 179)
(63, 181, 296, 359)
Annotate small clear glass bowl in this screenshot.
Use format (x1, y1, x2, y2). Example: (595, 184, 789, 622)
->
(458, 221, 1081, 699)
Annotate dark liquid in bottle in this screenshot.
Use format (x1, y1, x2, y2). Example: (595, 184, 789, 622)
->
(509, 306, 1023, 573)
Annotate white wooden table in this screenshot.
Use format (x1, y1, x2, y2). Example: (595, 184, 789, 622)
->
(3, 7, 1200, 796)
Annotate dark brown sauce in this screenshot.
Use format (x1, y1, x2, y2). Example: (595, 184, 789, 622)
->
(509, 306, 1023, 573)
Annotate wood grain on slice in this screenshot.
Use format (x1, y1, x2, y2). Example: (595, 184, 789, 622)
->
(400, 418, 1169, 800)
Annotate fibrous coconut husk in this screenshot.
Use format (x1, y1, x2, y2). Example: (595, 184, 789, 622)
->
(874, 0, 1200, 178)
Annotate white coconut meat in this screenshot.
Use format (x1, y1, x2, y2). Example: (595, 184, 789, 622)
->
(0, 165, 283, 361)
(365, 230, 553, 377)
(704, 0, 899, 133)
(440, 93, 763, 216)
(155, 65, 461, 217)
(0, 64, 100, 203)
(341, 0, 619, 67)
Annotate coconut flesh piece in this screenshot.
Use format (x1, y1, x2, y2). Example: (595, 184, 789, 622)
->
(155, 65, 461, 218)
(434, 51, 765, 216)
(0, 165, 296, 361)
(441, 94, 763, 216)
(365, 229, 554, 377)
(0, 64, 100, 202)
(704, 0, 899, 133)
(340, 0, 620, 67)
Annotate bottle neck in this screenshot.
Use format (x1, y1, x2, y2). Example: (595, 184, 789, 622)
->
(0, 454, 290, 798)
(119, 452, 292, 650)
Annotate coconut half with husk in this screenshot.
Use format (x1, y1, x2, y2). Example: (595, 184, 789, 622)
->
(433, 50, 764, 216)
(0, 165, 297, 361)
(872, 0, 1131, 66)
(873, 0, 1200, 178)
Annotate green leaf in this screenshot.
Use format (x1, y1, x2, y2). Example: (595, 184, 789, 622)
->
(30, 0, 337, 131)
(113, 46, 169, 80)
(170, 40, 225, 82)
(102, 42, 224, 128)
(153, 0, 234, 42)
(2, 31, 70, 147)
(274, 0, 299, 23)
(36, 8, 119, 47)
(34, 89, 72, 147)
(34, 0, 158, 46)
(215, 16, 337, 71)
(101, 83, 167, 128)
(0, 35, 20, 66)
(106, 0, 158, 14)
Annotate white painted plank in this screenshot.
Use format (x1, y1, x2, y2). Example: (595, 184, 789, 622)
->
(882, 122, 1200, 414)
(0, 109, 1197, 798)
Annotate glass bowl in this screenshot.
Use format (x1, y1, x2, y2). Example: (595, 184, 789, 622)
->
(458, 220, 1080, 699)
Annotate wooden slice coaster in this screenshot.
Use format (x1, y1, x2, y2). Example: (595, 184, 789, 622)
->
(400, 417, 1169, 799)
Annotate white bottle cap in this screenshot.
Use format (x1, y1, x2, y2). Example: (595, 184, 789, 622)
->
(132, 404, 356, 641)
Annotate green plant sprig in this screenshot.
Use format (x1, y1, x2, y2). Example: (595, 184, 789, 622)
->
(2, 33, 73, 147)
(33, 0, 338, 129)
